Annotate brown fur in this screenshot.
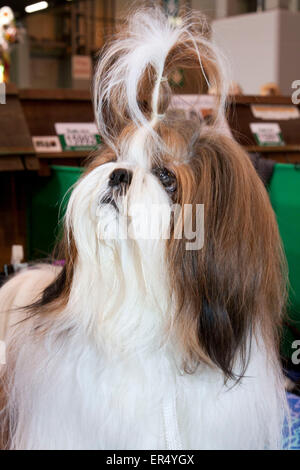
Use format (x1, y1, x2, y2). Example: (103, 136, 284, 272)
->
(33, 120, 287, 381)
(6, 7, 286, 381)
(30, 5, 287, 379)
(164, 129, 287, 377)
(0, 375, 9, 449)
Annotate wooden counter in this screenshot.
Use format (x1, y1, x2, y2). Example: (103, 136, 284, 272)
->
(228, 96, 300, 163)
(0, 84, 34, 171)
(19, 88, 95, 174)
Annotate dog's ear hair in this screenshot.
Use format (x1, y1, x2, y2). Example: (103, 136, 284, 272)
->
(168, 134, 287, 380)
(27, 229, 77, 315)
(93, 7, 229, 152)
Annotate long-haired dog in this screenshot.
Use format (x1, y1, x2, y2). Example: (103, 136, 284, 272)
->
(0, 8, 287, 449)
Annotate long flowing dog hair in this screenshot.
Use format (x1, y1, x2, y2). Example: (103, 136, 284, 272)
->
(0, 7, 288, 450)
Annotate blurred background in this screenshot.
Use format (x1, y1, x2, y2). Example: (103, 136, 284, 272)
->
(2, 0, 300, 92)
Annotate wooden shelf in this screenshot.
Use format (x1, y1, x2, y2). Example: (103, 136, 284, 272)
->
(6, 83, 18, 96)
(0, 87, 34, 158)
(228, 95, 300, 163)
(36, 151, 91, 159)
(0, 157, 24, 171)
(0, 148, 35, 156)
(2, 89, 300, 170)
(20, 89, 95, 146)
(245, 145, 300, 153)
(19, 88, 91, 101)
(232, 95, 295, 105)
(1, 88, 300, 267)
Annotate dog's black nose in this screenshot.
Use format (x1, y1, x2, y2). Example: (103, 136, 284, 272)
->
(109, 169, 132, 187)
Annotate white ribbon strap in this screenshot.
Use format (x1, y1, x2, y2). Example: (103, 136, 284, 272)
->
(163, 391, 183, 450)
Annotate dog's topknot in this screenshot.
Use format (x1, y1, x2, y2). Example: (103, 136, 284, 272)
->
(93, 7, 229, 153)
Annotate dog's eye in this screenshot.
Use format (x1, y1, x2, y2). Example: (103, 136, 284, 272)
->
(153, 167, 177, 193)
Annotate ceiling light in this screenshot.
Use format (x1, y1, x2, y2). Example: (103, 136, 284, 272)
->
(25, 1, 48, 14)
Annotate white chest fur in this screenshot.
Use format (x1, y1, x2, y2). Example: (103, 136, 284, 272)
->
(7, 329, 285, 450)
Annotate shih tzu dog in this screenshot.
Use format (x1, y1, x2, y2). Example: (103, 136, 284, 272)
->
(0, 8, 287, 450)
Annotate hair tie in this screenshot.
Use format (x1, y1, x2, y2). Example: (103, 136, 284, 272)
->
(152, 112, 165, 121)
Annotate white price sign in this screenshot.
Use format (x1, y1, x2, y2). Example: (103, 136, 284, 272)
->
(250, 123, 284, 146)
(32, 136, 62, 153)
(55, 123, 100, 151)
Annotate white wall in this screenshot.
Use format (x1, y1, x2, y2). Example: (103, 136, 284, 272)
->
(212, 9, 300, 95)
(265, 0, 290, 9)
(279, 9, 300, 93)
(191, 0, 216, 19)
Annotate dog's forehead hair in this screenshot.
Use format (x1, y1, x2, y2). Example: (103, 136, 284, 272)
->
(88, 118, 199, 178)
(115, 119, 199, 170)
(119, 127, 152, 170)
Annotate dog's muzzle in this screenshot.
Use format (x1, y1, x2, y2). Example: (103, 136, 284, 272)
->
(100, 168, 133, 209)
(109, 168, 132, 189)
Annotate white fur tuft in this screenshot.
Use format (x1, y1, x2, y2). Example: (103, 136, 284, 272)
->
(93, 7, 230, 154)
